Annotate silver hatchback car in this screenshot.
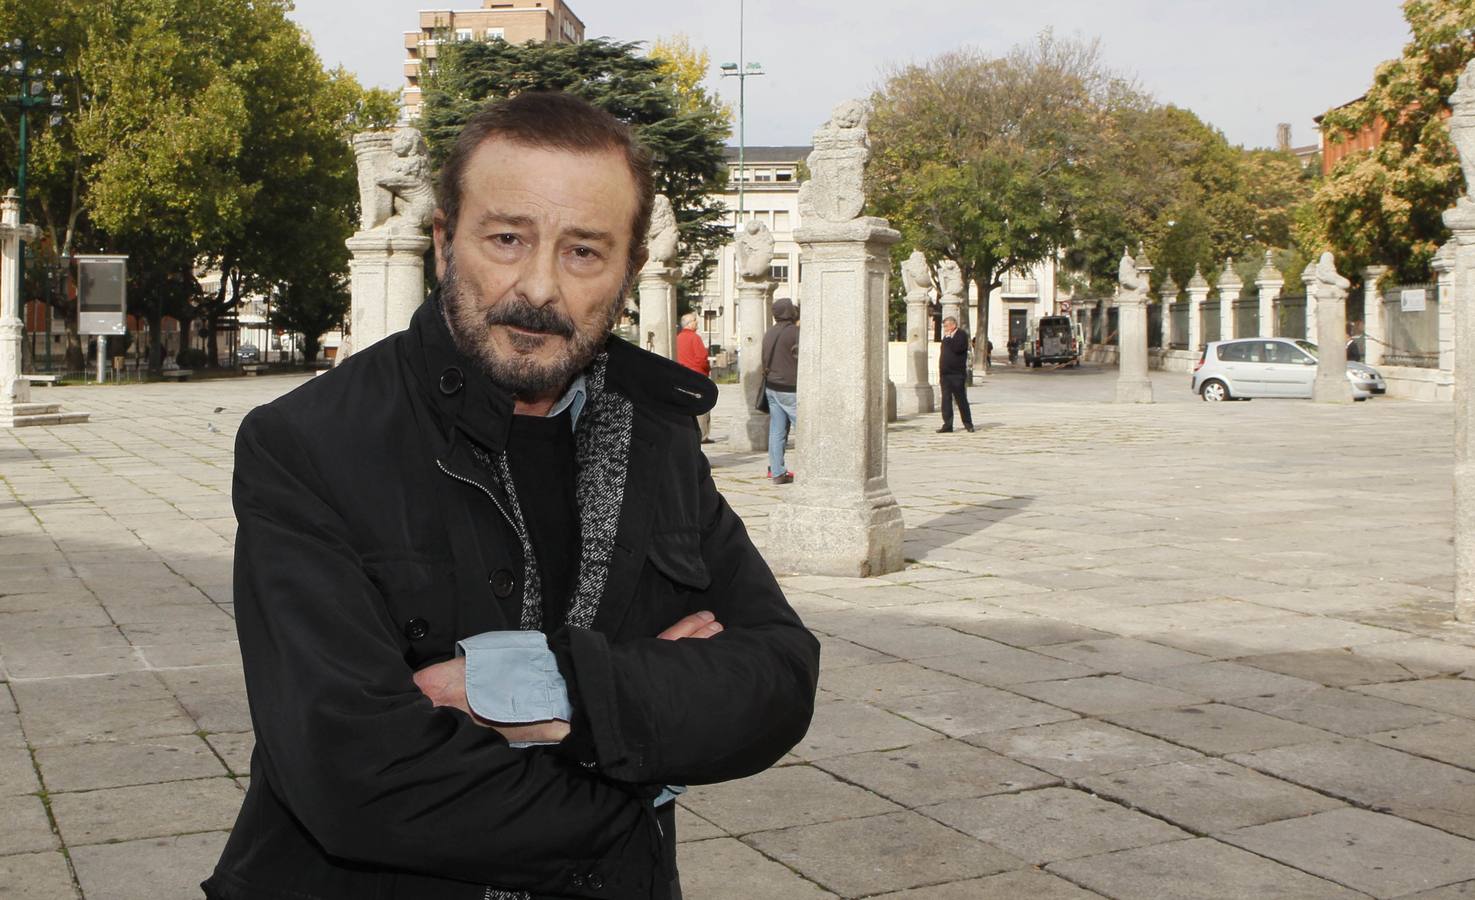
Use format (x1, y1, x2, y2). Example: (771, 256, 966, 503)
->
(1192, 338, 1386, 401)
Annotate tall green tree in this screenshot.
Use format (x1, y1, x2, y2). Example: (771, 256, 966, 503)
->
(1310, 0, 1475, 281)
(420, 37, 730, 302)
(869, 34, 1122, 367)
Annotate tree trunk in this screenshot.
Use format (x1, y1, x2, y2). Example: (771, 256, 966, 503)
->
(302, 333, 321, 364)
(146, 311, 164, 375)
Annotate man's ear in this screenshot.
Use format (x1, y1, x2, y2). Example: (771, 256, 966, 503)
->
(432, 209, 449, 271)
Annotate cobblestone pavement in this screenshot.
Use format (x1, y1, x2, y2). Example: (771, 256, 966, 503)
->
(2, 366, 1472, 898)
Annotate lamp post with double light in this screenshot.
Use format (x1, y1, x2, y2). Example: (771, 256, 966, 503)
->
(719, 0, 764, 226)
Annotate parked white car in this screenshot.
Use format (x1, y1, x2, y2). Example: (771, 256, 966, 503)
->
(1192, 338, 1386, 401)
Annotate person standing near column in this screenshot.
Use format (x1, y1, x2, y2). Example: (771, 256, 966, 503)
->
(762, 298, 800, 483)
(938, 315, 974, 433)
(676, 313, 715, 443)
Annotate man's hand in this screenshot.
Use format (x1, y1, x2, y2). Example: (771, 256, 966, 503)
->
(413, 657, 572, 743)
(658, 610, 723, 640)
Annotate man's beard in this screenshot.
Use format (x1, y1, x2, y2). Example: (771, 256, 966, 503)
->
(439, 248, 626, 399)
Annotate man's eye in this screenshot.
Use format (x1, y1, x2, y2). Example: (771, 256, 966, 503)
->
(493, 233, 521, 246)
(571, 246, 600, 260)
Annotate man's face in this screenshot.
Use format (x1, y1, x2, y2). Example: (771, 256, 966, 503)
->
(434, 137, 645, 400)
(944, 320, 956, 336)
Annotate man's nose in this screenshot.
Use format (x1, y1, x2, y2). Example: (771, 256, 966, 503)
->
(516, 245, 561, 308)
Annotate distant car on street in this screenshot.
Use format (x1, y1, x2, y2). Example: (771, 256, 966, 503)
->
(237, 344, 261, 365)
(1192, 338, 1386, 401)
(1023, 315, 1081, 368)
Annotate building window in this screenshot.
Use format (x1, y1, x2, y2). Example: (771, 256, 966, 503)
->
(455, 28, 474, 42)
(775, 170, 793, 182)
(754, 172, 772, 182)
(773, 210, 790, 232)
(486, 27, 505, 41)
(770, 263, 789, 283)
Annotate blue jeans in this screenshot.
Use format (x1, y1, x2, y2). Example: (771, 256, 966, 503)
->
(766, 388, 797, 477)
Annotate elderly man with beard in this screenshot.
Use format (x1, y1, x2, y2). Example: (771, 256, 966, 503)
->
(205, 92, 820, 900)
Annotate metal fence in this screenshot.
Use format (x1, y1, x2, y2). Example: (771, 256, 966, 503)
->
(1202, 303, 1221, 345)
(1106, 307, 1119, 346)
(1275, 294, 1307, 341)
(1381, 283, 1440, 368)
(1233, 299, 1259, 339)
(1170, 301, 1190, 350)
(1147, 303, 1163, 349)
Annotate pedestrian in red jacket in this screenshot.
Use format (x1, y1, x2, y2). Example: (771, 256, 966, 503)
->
(676, 312, 714, 442)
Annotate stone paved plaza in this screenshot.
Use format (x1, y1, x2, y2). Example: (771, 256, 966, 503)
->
(3, 365, 1475, 898)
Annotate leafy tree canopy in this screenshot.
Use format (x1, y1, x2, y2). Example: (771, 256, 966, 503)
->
(1310, 0, 1474, 281)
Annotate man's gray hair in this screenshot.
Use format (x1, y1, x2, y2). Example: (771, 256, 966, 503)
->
(943, 316, 958, 326)
(680, 312, 699, 330)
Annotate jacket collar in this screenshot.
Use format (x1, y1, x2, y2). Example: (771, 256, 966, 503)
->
(411, 293, 517, 453)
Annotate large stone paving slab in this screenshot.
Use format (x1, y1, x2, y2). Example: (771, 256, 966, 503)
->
(678, 765, 899, 835)
(1078, 758, 1346, 833)
(1106, 703, 1339, 755)
(1048, 837, 1367, 899)
(676, 838, 837, 899)
(968, 719, 1201, 779)
(1229, 738, 1475, 839)
(922, 787, 1190, 866)
(1222, 808, 1475, 898)
(745, 810, 1023, 898)
(812, 739, 1059, 807)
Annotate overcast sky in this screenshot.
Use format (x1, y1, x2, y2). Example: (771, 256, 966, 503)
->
(287, 0, 1411, 150)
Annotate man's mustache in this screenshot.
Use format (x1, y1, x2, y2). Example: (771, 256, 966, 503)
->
(483, 300, 575, 339)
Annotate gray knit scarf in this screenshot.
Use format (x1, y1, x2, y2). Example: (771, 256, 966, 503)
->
(472, 352, 635, 900)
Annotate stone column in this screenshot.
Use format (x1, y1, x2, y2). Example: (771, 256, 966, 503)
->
(346, 128, 433, 355)
(1186, 267, 1209, 352)
(1433, 241, 1457, 374)
(1363, 265, 1389, 366)
(347, 233, 432, 352)
(636, 262, 680, 359)
(767, 100, 905, 577)
(1256, 251, 1283, 337)
(897, 250, 935, 416)
(0, 191, 37, 410)
(1444, 59, 1475, 621)
(1312, 253, 1354, 404)
(729, 273, 775, 451)
(1158, 276, 1178, 350)
(1217, 258, 1242, 340)
(1302, 260, 1319, 344)
(938, 260, 964, 327)
(1115, 248, 1153, 403)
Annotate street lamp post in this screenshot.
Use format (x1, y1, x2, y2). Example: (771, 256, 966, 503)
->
(719, 0, 764, 227)
(1, 39, 66, 371)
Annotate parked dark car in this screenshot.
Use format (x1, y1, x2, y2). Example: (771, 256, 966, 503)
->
(237, 344, 261, 364)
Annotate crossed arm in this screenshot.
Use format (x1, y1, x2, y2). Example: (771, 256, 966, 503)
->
(412, 610, 725, 744)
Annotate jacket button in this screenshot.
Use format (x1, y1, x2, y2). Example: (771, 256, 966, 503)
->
(403, 617, 429, 641)
(439, 367, 464, 395)
(587, 873, 604, 890)
(489, 569, 516, 598)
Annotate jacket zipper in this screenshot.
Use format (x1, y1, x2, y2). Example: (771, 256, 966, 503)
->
(437, 459, 517, 534)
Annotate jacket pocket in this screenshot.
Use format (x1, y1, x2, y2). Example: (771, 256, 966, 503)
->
(645, 530, 710, 592)
(364, 556, 455, 666)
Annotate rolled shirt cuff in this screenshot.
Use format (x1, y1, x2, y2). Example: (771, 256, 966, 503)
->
(457, 630, 574, 725)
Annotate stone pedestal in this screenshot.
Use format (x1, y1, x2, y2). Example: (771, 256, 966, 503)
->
(730, 277, 774, 451)
(1447, 200, 1475, 621)
(346, 232, 432, 353)
(1158, 277, 1178, 350)
(898, 287, 934, 415)
(0, 190, 85, 428)
(1115, 291, 1153, 403)
(637, 264, 680, 359)
(1434, 241, 1457, 373)
(1302, 262, 1319, 346)
(1256, 252, 1283, 338)
(1218, 261, 1242, 341)
(766, 218, 905, 577)
(1312, 254, 1354, 404)
(1187, 268, 1209, 352)
(1363, 265, 1388, 366)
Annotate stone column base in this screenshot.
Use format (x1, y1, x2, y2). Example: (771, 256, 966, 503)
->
(729, 402, 769, 452)
(1115, 379, 1154, 404)
(896, 382, 935, 416)
(1313, 374, 1353, 403)
(346, 231, 432, 354)
(766, 485, 905, 577)
(886, 379, 897, 423)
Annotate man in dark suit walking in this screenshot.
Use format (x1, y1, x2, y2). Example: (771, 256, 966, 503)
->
(938, 315, 974, 433)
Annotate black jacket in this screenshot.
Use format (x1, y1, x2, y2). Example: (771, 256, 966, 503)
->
(940, 327, 970, 377)
(205, 299, 820, 900)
